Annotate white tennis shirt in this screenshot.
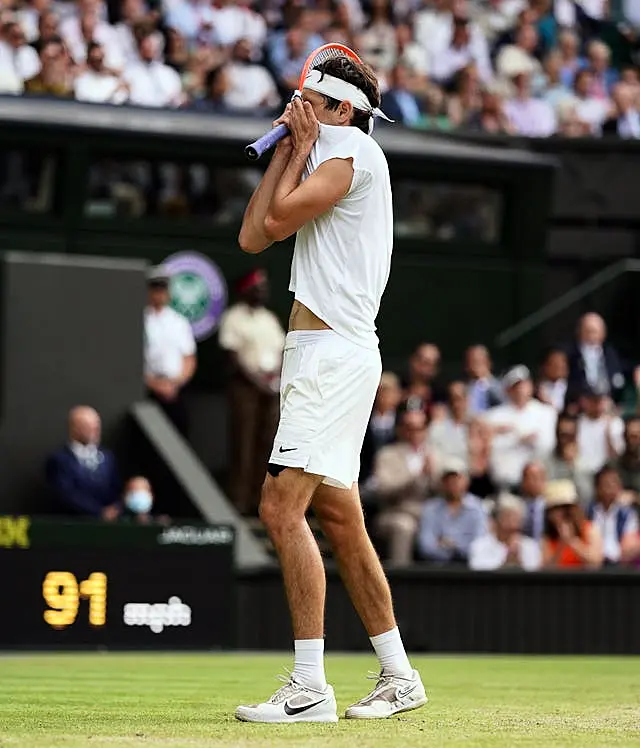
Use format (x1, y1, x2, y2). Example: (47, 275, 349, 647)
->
(290, 123, 393, 350)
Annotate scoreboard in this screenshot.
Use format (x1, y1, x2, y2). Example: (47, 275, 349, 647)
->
(0, 517, 235, 649)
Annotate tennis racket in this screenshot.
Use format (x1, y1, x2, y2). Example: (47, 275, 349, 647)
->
(244, 43, 362, 161)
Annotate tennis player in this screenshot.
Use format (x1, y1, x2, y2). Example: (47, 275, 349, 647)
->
(235, 56, 427, 723)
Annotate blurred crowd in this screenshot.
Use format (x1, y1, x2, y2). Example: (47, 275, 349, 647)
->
(360, 311, 640, 569)
(0, 0, 638, 138)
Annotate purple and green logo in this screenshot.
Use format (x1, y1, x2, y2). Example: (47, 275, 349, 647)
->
(162, 252, 227, 341)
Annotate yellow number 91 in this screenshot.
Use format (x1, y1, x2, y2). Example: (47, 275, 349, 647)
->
(43, 572, 107, 629)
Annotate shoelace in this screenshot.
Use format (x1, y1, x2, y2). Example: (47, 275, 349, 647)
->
(268, 668, 301, 704)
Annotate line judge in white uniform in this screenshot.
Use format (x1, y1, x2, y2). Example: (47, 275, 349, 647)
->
(236, 56, 427, 724)
(144, 266, 196, 437)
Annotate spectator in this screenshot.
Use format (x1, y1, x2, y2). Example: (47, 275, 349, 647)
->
(418, 457, 487, 564)
(165, 0, 217, 47)
(466, 86, 515, 134)
(469, 493, 542, 571)
(543, 414, 594, 505)
(555, 97, 593, 137)
(586, 465, 638, 565)
(576, 385, 625, 474)
(380, 63, 422, 127)
(213, 0, 266, 50)
(420, 86, 454, 130)
(495, 23, 541, 82)
(122, 476, 169, 525)
(536, 347, 569, 412)
(566, 312, 627, 404)
(470, 0, 528, 45)
(602, 81, 640, 138)
(62, 3, 124, 72)
(467, 417, 496, 498)
(360, 371, 403, 487)
(396, 22, 429, 79)
(124, 30, 183, 107)
(402, 342, 445, 413)
(373, 408, 432, 566)
(504, 71, 556, 136)
(74, 41, 128, 103)
(541, 49, 574, 111)
(557, 28, 582, 87)
(188, 64, 232, 112)
(541, 479, 604, 569)
(46, 406, 122, 520)
(584, 39, 618, 98)
(272, 26, 308, 92)
(164, 27, 190, 75)
(0, 20, 41, 85)
(428, 380, 470, 468)
(24, 38, 73, 97)
(447, 63, 482, 128)
(144, 265, 197, 437)
(114, 0, 162, 65)
(430, 15, 493, 85)
(570, 68, 610, 134)
(218, 268, 285, 516)
(465, 344, 503, 414)
(17, 0, 50, 43)
(358, 0, 397, 75)
(225, 37, 280, 112)
(483, 365, 557, 490)
(34, 12, 61, 51)
(613, 416, 640, 496)
(518, 460, 547, 542)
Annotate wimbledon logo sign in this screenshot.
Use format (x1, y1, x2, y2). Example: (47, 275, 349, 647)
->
(162, 251, 227, 342)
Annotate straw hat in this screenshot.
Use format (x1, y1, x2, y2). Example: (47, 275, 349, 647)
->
(544, 480, 578, 509)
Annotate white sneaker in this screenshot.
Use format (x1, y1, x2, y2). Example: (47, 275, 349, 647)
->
(236, 674, 338, 723)
(345, 669, 428, 719)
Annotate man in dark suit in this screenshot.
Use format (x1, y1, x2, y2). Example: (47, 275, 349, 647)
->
(381, 64, 422, 127)
(602, 82, 640, 138)
(46, 406, 122, 520)
(566, 313, 627, 405)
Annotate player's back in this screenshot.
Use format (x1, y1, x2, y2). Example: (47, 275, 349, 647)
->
(290, 123, 393, 350)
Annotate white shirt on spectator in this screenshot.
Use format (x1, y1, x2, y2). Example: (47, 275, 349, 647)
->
(430, 43, 491, 84)
(225, 62, 280, 110)
(213, 4, 266, 48)
(124, 61, 182, 107)
(538, 379, 568, 412)
(218, 302, 285, 377)
(114, 24, 164, 65)
(469, 532, 542, 570)
(414, 8, 452, 55)
(75, 70, 127, 104)
(61, 19, 125, 70)
(428, 417, 468, 465)
(428, 22, 493, 83)
(0, 65, 23, 94)
(591, 503, 638, 563)
(165, 0, 217, 44)
(483, 400, 557, 487)
(144, 305, 196, 380)
(17, 8, 40, 42)
(572, 95, 610, 134)
(399, 42, 430, 75)
(504, 96, 557, 137)
(577, 414, 624, 473)
(0, 41, 40, 82)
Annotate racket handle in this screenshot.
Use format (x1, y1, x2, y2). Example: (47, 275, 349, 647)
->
(245, 124, 289, 161)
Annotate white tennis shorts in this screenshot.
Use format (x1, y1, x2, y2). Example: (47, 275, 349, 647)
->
(269, 329, 382, 489)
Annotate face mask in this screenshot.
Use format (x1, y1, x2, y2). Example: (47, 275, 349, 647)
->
(125, 490, 153, 515)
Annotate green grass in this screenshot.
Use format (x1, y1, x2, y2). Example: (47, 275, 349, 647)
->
(0, 654, 639, 747)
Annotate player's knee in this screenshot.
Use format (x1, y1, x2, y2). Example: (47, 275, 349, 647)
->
(258, 480, 280, 531)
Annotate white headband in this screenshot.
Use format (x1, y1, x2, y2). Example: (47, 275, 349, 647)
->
(300, 69, 393, 134)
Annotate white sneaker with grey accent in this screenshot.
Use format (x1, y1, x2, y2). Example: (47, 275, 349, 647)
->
(235, 673, 338, 723)
(345, 669, 428, 719)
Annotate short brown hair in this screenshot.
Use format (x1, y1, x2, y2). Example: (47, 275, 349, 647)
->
(313, 56, 381, 133)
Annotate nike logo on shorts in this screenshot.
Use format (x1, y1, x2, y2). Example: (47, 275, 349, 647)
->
(279, 446, 297, 453)
(283, 699, 325, 716)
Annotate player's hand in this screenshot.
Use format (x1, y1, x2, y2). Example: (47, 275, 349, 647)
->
(288, 97, 319, 155)
(273, 104, 293, 153)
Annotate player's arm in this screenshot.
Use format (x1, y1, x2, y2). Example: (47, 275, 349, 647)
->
(264, 98, 353, 242)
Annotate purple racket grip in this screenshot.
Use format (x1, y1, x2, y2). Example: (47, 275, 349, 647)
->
(245, 123, 289, 161)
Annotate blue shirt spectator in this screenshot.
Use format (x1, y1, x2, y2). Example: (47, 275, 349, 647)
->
(418, 458, 487, 563)
(45, 406, 122, 520)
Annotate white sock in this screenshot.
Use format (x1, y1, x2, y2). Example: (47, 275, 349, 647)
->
(293, 639, 327, 691)
(370, 626, 412, 677)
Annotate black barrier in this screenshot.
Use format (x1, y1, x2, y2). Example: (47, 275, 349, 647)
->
(0, 517, 235, 649)
(238, 566, 640, 655)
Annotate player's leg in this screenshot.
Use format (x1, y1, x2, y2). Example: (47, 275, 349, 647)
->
(313, 482, 428, 718)
(235, 466, 338, 723)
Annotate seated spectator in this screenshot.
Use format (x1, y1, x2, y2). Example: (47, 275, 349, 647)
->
(495, 23, 541, 82)
(165, 0, 217, 47)
(569, 68, 610, 134)
(467, 417, 496, 499)
(483, 365, 557, 490)
(381, 63, 423, 127)
(188, 64, 232, 113)
(124, 30, 183, 107)
(536, 347, 569, 412)
(420, 86, 454, 131)
(430, 15, 493, 86)
(465, 344, 503, 415)
(225, 37, 280, 112)
(213, 0, 266, 50)
(447, 63, 482, 128)
(75, 41, 128, 104)
(613, 417, 640, 496)
(576, 385, 624, 474)
(164, 27, 190, 76)
(518, 461, 547, 542)
(470, 0, 527, 45)
(583, 39, 618, 99)
(114, 0, 163, 66)
(417, 457, 486, 564)
(0, 20, 41, 87)
(469, 493, 542, 571)
(122, 476, 169, 525)
(373, 408, 432, 566)
(541, 479, 603, 569)
(555, 98, 593, 137)
(543, 414, 594, 505)
(541, 49, 574, 111)
(62, 2, 124, 72)
(46, 406, 122, 520)
(586, 465, 638, 565)
(357, 0, 397, 75)
(360, 371, 403, 487)
(557, 28, 582, 87)
(428, 380, 469, 468)
(402, 342, 445, 414)
(504, 71, 556, 137)
(566, 312, 627, 405)
(602, 82, 640, 138)
(396, 22, 429, 79)
(272, 26, 309, 93)
(33, 12, 61, 52)
(17, 0, 50, 43)
(24, 38, 73, 98)
(466, 86, 515, 134)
